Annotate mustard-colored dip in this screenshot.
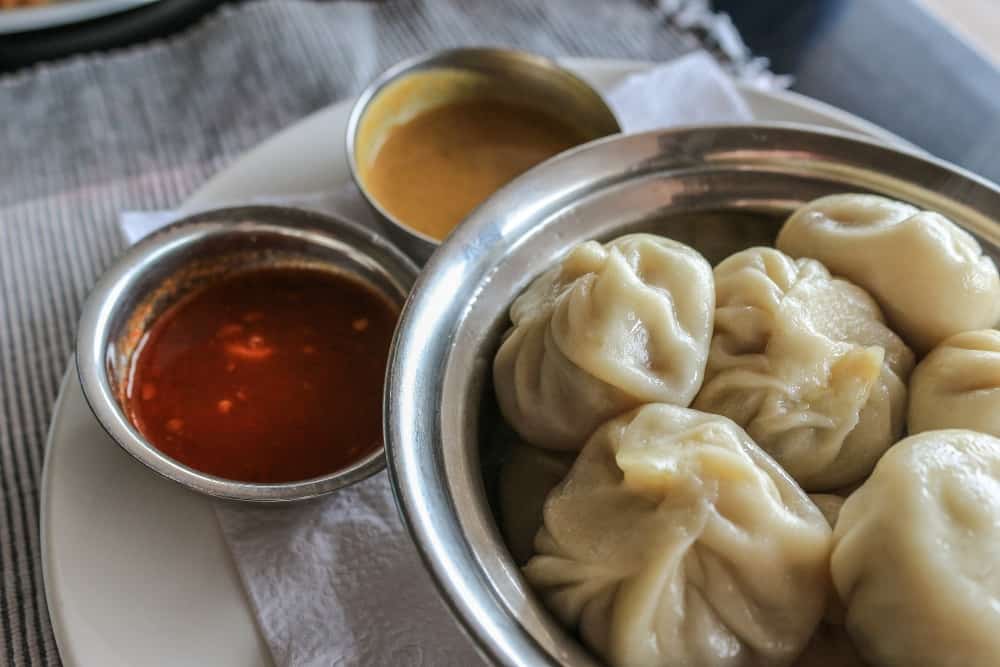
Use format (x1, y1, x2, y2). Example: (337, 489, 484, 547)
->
(364, 99, 586, 241)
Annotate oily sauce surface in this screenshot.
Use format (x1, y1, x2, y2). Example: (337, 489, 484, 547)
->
(364, 99, 586, 241)
(126, 267, 398, 483)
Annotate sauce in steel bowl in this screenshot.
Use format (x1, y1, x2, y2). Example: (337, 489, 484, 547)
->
(363, 99, 586, 241)
(125, 266, 399, 483)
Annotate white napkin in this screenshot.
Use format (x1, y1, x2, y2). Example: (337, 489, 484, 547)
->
(606, 50, 752, 131)
(119, 50, 751, 667)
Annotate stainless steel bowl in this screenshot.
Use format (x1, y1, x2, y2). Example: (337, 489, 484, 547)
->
(77, 205, 418, 502)
(385, 124, 1000, 665)
(346, 47, 622, 262)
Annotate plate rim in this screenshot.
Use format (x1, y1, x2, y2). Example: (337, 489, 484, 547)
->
(39, 368, 75, 666)
(0, 0, 162, 35)
(41, 55, 907, 667)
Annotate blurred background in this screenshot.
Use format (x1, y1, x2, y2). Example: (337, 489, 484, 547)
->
(3, 0, 998, 180)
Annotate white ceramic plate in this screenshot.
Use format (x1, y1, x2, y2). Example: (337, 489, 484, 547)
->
(41, 58, 907, 667)
(0, 0, 162, 35)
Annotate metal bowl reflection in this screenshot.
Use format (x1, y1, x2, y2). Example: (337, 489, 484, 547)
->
(385, 124, 1000, 665)
(77, 205, 418, 503)
(347, 47, 621, 262)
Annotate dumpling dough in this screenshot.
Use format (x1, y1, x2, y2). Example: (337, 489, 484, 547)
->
(494, 234, 714, 450)
(693, 247, 914, 491)
(808, 493, 845, 529)
(498, 441, 573, 564)
(524, 403, 831, 667)
(908, 329, 1000, 437)
(776, 194, 1000, 352)
(831, 429, 1000, 667)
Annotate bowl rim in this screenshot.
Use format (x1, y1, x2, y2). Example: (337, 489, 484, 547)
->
(76, 204, 419, 503)
(385, 122, 1000, 665)
(345, 46, 623, 254)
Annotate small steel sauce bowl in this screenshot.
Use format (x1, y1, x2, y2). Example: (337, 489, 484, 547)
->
(76, 206, 418, 502)
(347, 47, 622, 262)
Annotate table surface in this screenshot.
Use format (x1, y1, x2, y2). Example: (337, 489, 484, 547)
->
(921, 0, 1000, 66)
(712, 0, 1000, 183)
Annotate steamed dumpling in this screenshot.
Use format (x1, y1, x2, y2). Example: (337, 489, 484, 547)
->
(776, 194, 1000, 352)
(524, 403, 831, 667)
(693, 247, 914, 491)
(498, 441, 573, 564)
(494, 234, 714, 450)
(831, 429, 1000, 666)
(908, 329, 1000, 437)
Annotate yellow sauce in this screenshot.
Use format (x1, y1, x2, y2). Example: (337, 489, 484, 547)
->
(363, 99, 587, 240)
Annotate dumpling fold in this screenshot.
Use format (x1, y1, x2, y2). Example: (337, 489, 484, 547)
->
(908, 329, 1000, 437)
(776, 193, 1000, 352)
(524, 403, 831, 667)
(832, 429, 1000, 667)
(494, 234, 714, 451)
(694, 247, 913, 491)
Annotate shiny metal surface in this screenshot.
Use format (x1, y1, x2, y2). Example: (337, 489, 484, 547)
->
(385, 124, 1000, 666)
(77, 205, 418, 503)
(346, 47, 622, 262)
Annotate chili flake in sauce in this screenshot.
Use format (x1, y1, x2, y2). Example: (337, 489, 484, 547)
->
(126, 267, 398, 483)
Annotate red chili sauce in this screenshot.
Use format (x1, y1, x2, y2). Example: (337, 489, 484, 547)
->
(126, 267, 399, 483)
